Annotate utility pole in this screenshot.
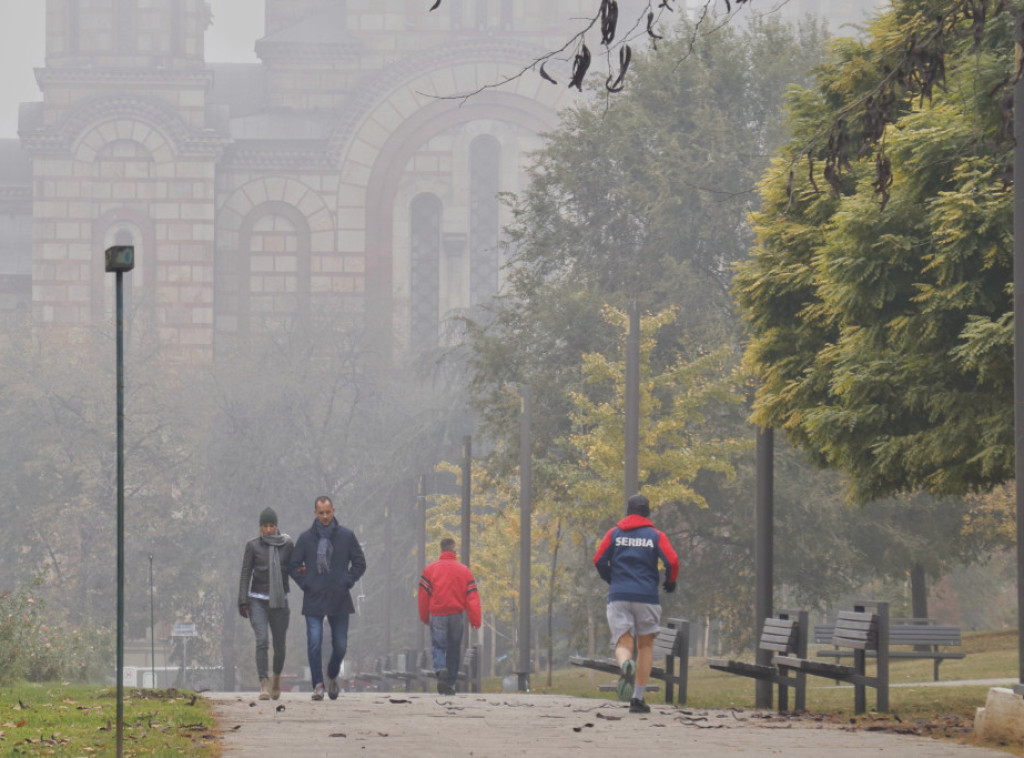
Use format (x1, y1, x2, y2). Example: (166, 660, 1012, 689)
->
(624, 300, 640, 499)
(517, 386, 532, 691)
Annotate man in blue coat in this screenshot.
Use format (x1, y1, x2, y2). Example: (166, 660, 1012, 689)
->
(593, 493, 679, 714)
(288, 495, 367, 700)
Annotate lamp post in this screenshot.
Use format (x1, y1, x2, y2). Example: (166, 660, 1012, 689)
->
(461, 436, 472, 659)
(105, 244, 133, 758)
(624, 300, 639, 499)
(417, 475, 427, 652)
(517, 386, 532, 692)
(149, 553, 155, 689)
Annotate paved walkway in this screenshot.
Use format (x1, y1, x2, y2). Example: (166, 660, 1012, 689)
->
(206, 691, 1008, 757)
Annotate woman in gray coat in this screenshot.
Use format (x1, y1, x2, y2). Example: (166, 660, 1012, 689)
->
(238, 507, 293, 700)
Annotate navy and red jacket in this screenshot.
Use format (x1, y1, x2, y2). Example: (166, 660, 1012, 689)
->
(594, 514, 679, 604)
(418, 552, 482, 627)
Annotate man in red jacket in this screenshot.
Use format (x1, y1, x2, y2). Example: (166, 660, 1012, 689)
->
(418, 537, 482, 695)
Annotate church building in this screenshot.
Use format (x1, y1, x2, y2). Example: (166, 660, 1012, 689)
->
(5, 0, 581, 361)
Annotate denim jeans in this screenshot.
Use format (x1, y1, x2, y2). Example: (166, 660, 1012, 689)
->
(305, 613, 350, 687)
(248, 597, 290, 681)
(429, 612, 464, 681)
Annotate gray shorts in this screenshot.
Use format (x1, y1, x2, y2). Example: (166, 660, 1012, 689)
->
(606, 600, 662, 645)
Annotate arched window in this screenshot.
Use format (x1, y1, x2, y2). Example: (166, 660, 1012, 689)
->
(245, 207, 309, 333)
(410, 193, 442, 349)
(469, 135, 500, 306)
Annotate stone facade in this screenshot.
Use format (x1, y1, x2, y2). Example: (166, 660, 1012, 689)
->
(8, 0, 886, 362)
(15, 0, 583, 362)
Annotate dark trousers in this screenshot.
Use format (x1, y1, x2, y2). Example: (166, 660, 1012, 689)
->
(248, 597, 290, 680)
(429, 612, 464, 681)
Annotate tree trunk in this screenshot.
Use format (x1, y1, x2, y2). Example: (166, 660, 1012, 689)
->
(910, 563, 928, 619)
(545, 520, 562, 687)
(222, 593, 236, 691)
(910, 562, 930, 652)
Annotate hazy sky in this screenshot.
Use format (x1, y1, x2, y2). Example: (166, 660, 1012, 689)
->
(0, 0, 264, 139)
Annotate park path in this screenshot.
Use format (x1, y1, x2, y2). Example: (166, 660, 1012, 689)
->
(206, 690, 1010, 757)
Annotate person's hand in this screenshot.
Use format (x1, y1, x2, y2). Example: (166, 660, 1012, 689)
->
(662, 579, 676, 593)
(238, 604, 250, 618)
(296, 565, 307, 577)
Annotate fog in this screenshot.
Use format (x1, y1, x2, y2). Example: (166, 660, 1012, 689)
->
(1, 0, 984, 700)
(0, 0, 261, 138)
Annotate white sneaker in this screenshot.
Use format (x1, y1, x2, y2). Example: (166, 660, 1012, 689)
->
(311, 683, 324, 701)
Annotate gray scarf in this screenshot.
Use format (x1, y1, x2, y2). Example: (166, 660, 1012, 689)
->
(312, 518, 337, 575)
(261, 531, 290, 609)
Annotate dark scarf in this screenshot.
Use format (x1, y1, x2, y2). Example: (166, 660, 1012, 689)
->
(261, 531, 290, 609)
(312, 518, 337, 575)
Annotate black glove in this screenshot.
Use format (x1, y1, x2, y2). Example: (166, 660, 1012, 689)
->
(662, 579, 676, 593)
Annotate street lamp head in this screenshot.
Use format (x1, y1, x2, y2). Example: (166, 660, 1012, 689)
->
(105, 245, 135, 273)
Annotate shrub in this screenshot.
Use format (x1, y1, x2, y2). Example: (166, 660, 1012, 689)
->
(0, 579, 41, 685)
(0, 578, 114, 684)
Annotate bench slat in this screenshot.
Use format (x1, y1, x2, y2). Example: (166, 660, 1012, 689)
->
(707, 658, 775, 679)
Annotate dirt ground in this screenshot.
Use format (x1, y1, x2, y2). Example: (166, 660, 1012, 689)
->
(206, 690, 1012, 757)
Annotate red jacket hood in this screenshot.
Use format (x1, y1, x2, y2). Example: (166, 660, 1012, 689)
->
(616, 513, 654, 531)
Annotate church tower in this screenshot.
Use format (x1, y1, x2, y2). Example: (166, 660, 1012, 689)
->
(23, 0, 227, 361)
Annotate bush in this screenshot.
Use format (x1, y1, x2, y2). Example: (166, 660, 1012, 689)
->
(0, 581, 37, 684)
(0, 578, 113, 684)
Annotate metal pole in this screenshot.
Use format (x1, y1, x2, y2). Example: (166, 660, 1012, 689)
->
(461, 436, 472, 658)
(624, 301, 640, 499)
(1014, 55, 1024, 691)
(115, 268, 125, 757)
(149, 554, 155, 689)
(517, 386, 532, 691)
(105, 245, 132, 758)
(754, 427, 774, 708)
(385, 506, 392, 655)
(461, 436, 471, 567)
(417, 475, 427, 653)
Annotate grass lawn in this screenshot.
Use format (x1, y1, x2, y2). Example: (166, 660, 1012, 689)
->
(0, 683, 219, 757)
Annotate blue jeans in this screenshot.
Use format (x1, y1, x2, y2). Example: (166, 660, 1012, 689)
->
(248, 597, 290, 680)
(430, 612, 464, 681)
(305, 614, 350, 687)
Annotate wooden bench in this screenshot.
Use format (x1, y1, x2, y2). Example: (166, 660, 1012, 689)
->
(420, 644, 482, 693)
(814, 618, 963, 681)
(569, 617, 689, 705)
(775, 601, 889, 715)
(707, 609, 808, 712)
(382, 649, 430, 692)
(353, 656, 391, 691)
